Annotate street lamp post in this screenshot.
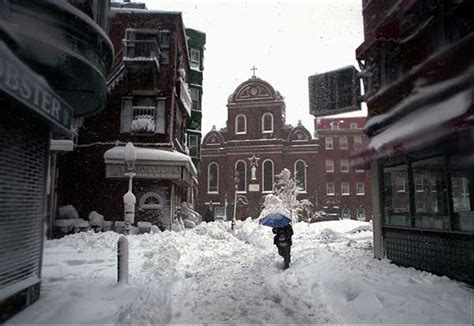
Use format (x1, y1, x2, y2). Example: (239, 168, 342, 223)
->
(123, 142, 137, 235)
(232, 170, 239, 230)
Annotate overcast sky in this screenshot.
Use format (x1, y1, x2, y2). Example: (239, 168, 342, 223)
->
(144, 0, 366, 135)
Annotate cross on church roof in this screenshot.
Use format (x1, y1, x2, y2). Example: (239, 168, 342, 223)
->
(251, 65, 258, 78)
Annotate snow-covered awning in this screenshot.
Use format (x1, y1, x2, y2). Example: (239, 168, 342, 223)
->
(352, 71, 473, 166)
(104, 146, 197, 186)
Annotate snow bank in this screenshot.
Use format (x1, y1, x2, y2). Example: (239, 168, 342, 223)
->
(10, 219, 472, 325)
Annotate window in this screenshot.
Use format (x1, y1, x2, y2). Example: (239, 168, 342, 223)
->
(415, 176, 424, 192)
(342, 208, 350, 219)
(340, 136, 348, 149)
(340, 159, 349, 172)
(341, 182, 350, 195)
(262, 113, 273, 133)
(190, 48, 200, 70)
(208, 163, 219, 193)
(159, 30, 170, 64)
(121, 97, 165, 134)
(326, 183, 335, 196)
(325, 136, 333, 150)
(448, 155, 473, 232)
(139, 192, 162, 209)
(413, 157, 449, 230)
(350, 123, 358, 129)
(235, 160, 247, 193)
(214, 206, 226, 220)
(325, 159, 334, 173)
(356, 167, 365, 173)
(295, 160, 307, 193)
(188, 134, 199, 158)
(356, 182, 365, 195)
(396, 177, 406, 192)
(383, 163, 410, 226)
(356, 207, 366, 220)
(354, 135, 362, 149)
(235, 114, 247, 134)
(262, 160, 274, 193)
(330, 121, 339, 129)
(190, 88, 201, 111)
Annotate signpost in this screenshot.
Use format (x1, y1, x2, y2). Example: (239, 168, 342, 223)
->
(308, 65, 361, 117)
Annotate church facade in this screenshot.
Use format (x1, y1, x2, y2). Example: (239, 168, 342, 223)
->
(197, 76, 320, 219)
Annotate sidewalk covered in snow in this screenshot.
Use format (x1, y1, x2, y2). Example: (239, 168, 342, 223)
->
(8, 220, 472, 324)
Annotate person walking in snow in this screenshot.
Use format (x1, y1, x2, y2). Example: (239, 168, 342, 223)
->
(272, 224, 293, 269)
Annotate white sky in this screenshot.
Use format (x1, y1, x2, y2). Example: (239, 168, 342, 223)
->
(145, 0, 366, 134)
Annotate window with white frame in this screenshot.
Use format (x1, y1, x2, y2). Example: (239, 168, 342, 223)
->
(356, 182, 365, 195)
(340, 159, 349, 172)
(326, 159, 334, 173)
(190, 48, 201, 70)
(356, 207, 366, 220)
(262, 113, 273, 133)
(342, 208, 350, 219)
(214, 206, 226, 220)
(354, 135, 362, 149)
(415, 176, 424, 192)
(350, 122, 358, 129)
(235, 114, 247, 134)
(262, 160, 274, 193)
(295, 160, 307, 193)
(396, 177, 406, 192)
(235, 160, 247, 193)
(341, 182, 350, 195)
(325, 136, 333, 150)
(190, 88, 201, 111)
(356, 167, 365, 172)
(340, 136, 348, 149)
(208, 162, 219, 193)
(326, 183, 335, 196)
(330, 121, 339, 129)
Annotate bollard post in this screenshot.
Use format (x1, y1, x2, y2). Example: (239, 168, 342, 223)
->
(117, 236, 129, 284)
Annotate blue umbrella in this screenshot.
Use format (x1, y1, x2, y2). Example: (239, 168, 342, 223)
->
(259, 213, 291, 228)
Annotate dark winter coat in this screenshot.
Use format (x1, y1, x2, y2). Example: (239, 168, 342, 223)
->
(272, 225, 293, 246)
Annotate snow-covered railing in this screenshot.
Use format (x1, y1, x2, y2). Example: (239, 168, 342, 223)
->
(123, 39, 160, 61)
(131, 106, 156, 134)
(178, 78, 192, 116)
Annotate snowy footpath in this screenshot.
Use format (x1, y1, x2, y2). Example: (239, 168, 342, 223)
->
(8, 219, 473, 325)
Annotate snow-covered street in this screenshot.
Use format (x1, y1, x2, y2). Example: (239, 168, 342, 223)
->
(8, 220, 473, 324)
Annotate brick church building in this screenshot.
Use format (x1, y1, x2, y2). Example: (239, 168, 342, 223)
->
(198, 76, 320, 219)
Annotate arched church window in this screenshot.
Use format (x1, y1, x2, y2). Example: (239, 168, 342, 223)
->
(235, 114, 247, 134)
(208, 162, 219, 193)
(235, 160, 246, 193)
(262, 113, 273, 133)
(262, 159, 274, 193)
(295, 160, 307, 193)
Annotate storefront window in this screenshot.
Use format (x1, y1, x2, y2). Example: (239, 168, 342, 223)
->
(412, 157, 449, 230)
(383, 163, 410, 227)
(449, 155, 473, 232)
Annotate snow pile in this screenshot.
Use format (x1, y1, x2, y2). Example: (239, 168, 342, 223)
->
(9, 219, 472, 325)
(131, 115, 155, 133)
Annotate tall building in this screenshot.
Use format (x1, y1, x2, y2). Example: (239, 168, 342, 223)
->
(0, 1, 112, 321)
(198, 75, 320, 220)
(56, 7, 202, 230)
(185, 28, 206, 173)
(354, 0, 473, 284)
(315, 117, 372, 220)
